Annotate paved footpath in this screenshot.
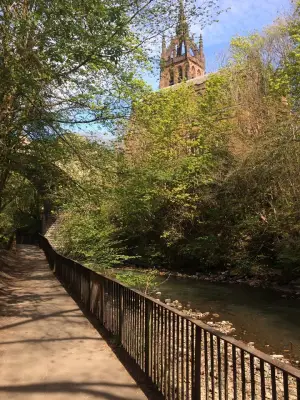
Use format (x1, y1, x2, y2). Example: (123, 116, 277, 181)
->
(0, 246, 147, 400)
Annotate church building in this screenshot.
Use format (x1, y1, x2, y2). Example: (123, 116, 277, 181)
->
(159, 0, 206, 89)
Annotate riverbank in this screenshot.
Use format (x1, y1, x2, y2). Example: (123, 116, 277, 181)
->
(156, 296, 298, 368)
(118, 264, 300, 299)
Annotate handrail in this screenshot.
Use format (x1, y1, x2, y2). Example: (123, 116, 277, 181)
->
(39, 234, 300, 399)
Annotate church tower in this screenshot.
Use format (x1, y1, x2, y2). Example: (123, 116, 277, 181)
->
(159, 0, 206, 89)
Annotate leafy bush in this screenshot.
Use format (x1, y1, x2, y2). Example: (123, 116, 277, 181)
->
(115, 270, 159, 294)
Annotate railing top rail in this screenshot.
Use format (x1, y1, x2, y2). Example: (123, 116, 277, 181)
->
(39, 234, 300, 380)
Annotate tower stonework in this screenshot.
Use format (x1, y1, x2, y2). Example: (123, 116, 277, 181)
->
(159, 0, 206, 89)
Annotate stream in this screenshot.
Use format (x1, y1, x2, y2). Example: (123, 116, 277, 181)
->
(117, 270, 300, 366)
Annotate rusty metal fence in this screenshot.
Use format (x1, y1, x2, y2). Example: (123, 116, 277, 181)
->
(39, 235, 300, 400)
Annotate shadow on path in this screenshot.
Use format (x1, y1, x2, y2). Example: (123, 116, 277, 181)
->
(0, 245, 157, 400)
(0, 308, 80, 330)
(0, 381, 142, 400)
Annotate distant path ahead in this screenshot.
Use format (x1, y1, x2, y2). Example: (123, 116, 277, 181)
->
(0, 245, 147, 400)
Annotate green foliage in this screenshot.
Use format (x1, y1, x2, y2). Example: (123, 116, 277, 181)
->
(54, 210, 126, 270)
(115, 270, 158, 294)
(270, 2, 300, 105)
(4, 1, 300, 283)
(110, 11, 300, 276)
(0, 0, 221, 244)
(49, 137, 129, 269)
(55, 11, 300, 279)
(0, 0, 151, 226)
(116, 84, 225, 265)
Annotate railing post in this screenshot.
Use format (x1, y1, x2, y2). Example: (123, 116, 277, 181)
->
(53, 251, 57, 273)
(145, 299, 151, 377)
(78, 264, 81, 300)
(118, 286, 124, 344)
(193, 325, 201, 400)
(100, 277, 104, 325)
(51, 248, 56, 271)
(89, 271, 93, 313)
(86, 269, 91, 311)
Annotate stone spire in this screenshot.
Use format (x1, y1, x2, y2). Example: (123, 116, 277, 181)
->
(199, 33, 205, 63)
(199, 33, 204, 55)
(199, 34, 203, 53)
(159, 0, 206, 89)
(162, 33, 166, 55)
(176, 0, 189, 38)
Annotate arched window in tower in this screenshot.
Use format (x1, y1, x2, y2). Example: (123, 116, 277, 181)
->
(182, 42, 186, 55)
(191, 66, 196, 78)
(178, 66, 183, 82)
(185, 65, 189, 80)
(169, 69, 174, 86)
(177, 41, 187, 56)
(197, 69, 201, 76)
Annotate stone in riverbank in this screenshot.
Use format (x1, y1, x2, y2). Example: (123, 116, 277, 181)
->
(166, 298, 235, 335)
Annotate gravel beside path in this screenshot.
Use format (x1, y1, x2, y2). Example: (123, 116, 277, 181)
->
(0, 245, 147, 400)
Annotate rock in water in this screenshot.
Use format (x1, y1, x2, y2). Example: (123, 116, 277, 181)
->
(201, 312, 210, 318)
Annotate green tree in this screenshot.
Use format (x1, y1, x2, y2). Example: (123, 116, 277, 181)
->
(54, 11, 300, 280)
(0, 0, 221, 238)
(271, 1, 300, 106)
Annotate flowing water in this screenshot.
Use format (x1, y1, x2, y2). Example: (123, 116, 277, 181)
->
(157, 276, 300, 365)
(117, 270, 300, 365)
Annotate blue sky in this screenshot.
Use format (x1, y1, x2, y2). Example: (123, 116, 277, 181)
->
(145, 0, 293, 89)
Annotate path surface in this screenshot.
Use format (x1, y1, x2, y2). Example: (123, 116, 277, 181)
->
(0, 246, 147, 400)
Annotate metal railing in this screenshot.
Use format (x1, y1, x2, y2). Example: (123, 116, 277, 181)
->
(39, 235, 300, 400)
